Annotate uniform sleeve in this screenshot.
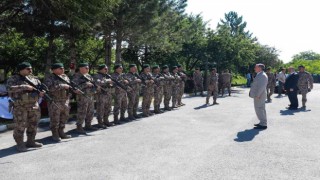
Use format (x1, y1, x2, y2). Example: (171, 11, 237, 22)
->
(6, 76, 30, 93)
(73, 74, 87, 90)
(308, 73, 314, 88)
(44, 75, 65, 92)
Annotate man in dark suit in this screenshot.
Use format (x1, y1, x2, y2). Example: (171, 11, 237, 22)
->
(284, 67, 299, 110)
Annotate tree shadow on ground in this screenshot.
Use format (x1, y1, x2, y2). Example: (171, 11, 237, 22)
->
(234, 128, 265, 142)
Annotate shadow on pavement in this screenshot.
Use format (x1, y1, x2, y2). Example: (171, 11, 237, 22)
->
(194, 104, 211, 110)
(234, 128, 265, 142)
(280, 108, 311, 116)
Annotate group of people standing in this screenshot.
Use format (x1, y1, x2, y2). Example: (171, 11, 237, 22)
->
(249, 64, 314, 130)
(6, 62, 188, 152)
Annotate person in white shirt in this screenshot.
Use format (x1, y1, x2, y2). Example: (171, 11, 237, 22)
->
(276, 68, 286, 97)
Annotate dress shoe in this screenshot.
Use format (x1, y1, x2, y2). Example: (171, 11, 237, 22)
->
(254, 125, 267, 130)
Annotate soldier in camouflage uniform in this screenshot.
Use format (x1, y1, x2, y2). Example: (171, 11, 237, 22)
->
(297, 65, 314, 109)
(152, 65, 165, 114)
(7, 62, 44, 152)
(206, 68, 219, 105)
(171, 66, 181, 109)
(125, 64, 142, 120)
(193, 68, 203, 96)
(111, 64, 129, 124)
(220, 69, 232, 96)
(44, 63, 73, 142)
(72, 62, 98, 134)
(93, 64, 114, 128)
(162, 65, 174, 111)
(266, 67, 276, 103)
(177, 65, 187, 106)
(140, 64, 155, 117)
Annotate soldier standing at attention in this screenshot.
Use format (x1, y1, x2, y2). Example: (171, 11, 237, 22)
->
(111, 64, 129, 124)
(297, 65, 314, 109)
(193, 68, 204, 96)
(206, 68, 219, 105)
(171, 66, 181, 109)
(220, 69, 232, 96)
(152, 65, 165, 114)
(73, 62, 98, 134)
(44, 63, 73, 142)
(177, 65, 187, 106)
(162, 65, 174, 111)
(266, 67, 276, 103)
(125, 64, 142, 120)
(7, 62, 44, 152)
(93, 64, 114, 128)
(140, 64, 155, 117)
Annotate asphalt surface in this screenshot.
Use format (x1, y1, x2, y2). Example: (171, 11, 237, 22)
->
(1, 85, 320, 180)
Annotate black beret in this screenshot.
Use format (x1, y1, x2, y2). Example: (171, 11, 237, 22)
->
(129, 64, 136, 68)
(78, 62, 89, 68)
(298, 65, 305, 68)
(172, 66, 178, 70)
(114, 64, 122, 70)
(51, 63, 64, 70)
(152, 65, 159, 70)
(142, 64, 150, 70)
(177, 65, 182, 68)
(17, 62, 32, 71)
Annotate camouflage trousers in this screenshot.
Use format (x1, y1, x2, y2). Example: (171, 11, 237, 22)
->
(221, 82, 231, 95)
(194, 82, 203, 94)
(113, 92, 127, 117)
(76, 95, 94, 126)
(177, 82, 185, 105)
(266, 85, 275, 101)
(163, 85, 172, 108)
(154, 87, 164, 111)
(96, 93, 112, 123)
(172, 85, 180, 107)
(142, 88, 153, 114)
(48, 100, 70, 131)
(127, 90, 139, 117)
(299, 86, 309, 106)
(206, 86, 218, 104)
(12, 102, 41, 144)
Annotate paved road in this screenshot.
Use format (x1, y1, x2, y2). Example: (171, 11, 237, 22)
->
(1, 85, 320, 180)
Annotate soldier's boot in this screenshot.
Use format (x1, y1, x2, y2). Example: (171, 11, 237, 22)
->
(164, 105, 171, 111)
(128, 112, 136, 121)
(15, 137, 27, 152)
(154, 106, 161, 114)
(120, 114, 126, 122)
(133, 113, 141, 119)
(59, 128, 71, 139)
(104, 119, 113, 127)
(97, 119, 107, 129)
(213, 98, 219, 105)
(26, 136, 43, 148)
(157, 105, 164, 113)
(114, 116, 121, 125)
(142, 109, 149, 117)
(51, 129, 61, 142)
(76, 125, 87, 134)
(85, 124, 99, 131)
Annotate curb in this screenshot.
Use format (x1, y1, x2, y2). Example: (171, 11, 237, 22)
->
(0, 124, 7, 132)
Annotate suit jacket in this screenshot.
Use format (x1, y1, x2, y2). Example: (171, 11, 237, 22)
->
(284, 72, 299, 91)
(249, 71, 268, 99)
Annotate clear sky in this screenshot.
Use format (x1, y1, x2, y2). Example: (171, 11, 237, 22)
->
(185, 0, 320, 63)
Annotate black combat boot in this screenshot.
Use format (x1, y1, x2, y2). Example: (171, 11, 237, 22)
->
(76, 125, 87, 134)
(51, 129, 61, 142)
(15, 137, 27, 152)
(26, 136, 43, 148)
(59, 128, 71, 139)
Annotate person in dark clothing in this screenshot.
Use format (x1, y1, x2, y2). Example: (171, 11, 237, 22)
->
(284, 67, 299, 110)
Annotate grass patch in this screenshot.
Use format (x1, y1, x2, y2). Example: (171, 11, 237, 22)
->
(232, 74, 246, 86)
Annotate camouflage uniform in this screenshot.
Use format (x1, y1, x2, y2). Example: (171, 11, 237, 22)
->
(7, 74, 42, 150)
(266, 72, 276, 102)
(152, 73, 165, 113)
(72, 73, 96, 128)
(162, 72, 174, 110)
(220, 72, 232, 96)
(177, 71, 187, 106)
(298, 71, 314, 107)
(44, 73, 72, 140)
(171, 72, 181, 108)
(193, 71, 203, 95)
(111, 72, 128, 122)
(93, 73, 114, 126)
(140, 72, 154, 116)
(206, 73, 219, 104)
(125, 72, 141, 119)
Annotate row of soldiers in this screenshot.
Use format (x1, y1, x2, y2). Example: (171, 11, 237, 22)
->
(6, 62, 188, 152)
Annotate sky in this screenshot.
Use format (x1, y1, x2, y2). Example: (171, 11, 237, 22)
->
(185, 0, 320, 63)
